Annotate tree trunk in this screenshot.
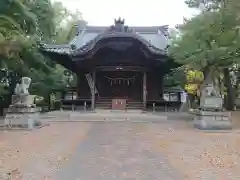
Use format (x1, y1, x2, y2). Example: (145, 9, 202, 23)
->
(7, 74, 19, 106)
(200, 67, 212, 101)
(203, 67, 212, 84)
(188, 94, 194, 108)
(224, 68, 235, 110)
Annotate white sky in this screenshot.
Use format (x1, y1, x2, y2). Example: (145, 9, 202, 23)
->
(56, 0, 197, 27)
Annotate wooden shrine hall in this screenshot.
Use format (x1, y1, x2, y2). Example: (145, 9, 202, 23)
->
(40, 18, 180, 111)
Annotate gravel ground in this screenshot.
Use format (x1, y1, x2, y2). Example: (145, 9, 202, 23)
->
(0, 122, 91, 180)
(57, 122, 184, 180)
(1, 118, 240, 180)
(143, 120, 240, 180)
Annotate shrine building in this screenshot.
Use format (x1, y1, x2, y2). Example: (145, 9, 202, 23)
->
(40, 18, 180, 111)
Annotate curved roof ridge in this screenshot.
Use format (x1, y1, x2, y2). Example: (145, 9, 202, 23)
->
(76, 20, 169, 36)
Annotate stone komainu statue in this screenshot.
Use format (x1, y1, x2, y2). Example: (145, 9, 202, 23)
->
(204, 83, 221, 97)
(14, 77, 31, 95)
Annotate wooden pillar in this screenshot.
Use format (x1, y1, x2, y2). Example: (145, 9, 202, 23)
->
(143, 71, 147, 110)
(159, 75, 164, 99)
(91, 71, 96, 111)
(76, 73, 81, 98)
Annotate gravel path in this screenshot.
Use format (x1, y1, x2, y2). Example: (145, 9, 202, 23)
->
(57, 122, 184, 180)
(143, 121, 240, 180)
(0, 122, 91, 180)
(2, 118, 240, 180)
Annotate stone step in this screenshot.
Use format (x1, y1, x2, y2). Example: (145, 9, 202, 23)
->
(96, 102, 112, 104)
(50, 112, 168, 121)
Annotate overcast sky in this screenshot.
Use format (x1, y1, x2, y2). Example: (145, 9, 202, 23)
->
(55, 0, 197, 27)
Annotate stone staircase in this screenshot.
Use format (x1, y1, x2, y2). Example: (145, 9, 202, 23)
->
(127, 100, 143, 110)
(96, 98, 112, 109)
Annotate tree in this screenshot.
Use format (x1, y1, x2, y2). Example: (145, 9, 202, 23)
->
(183, 0, 240, 109)
(0, 0, 82, 113)
(0, 0, 36, 58)
(52, 1, 82, 44)
(169, 8, 240, 109)
(22, 0, 56, 42)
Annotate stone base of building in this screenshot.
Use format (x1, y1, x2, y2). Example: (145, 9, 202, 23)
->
(193, 110, 232, 130)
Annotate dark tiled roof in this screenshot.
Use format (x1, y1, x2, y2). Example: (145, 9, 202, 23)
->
(39, 44, 71, 54)
(72, 32, 167, 56)
(40, 19, 169, 56)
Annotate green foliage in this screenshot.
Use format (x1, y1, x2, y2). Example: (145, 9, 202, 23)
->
(164, 67, 186, 87)
(169, 0, 240, 109)
(22, 0, 55, 42)
(185, 0, 222, 10)
(0, 0, 82, 102)
(52, 2, 82, 44)
(170, 10, 240, 71)
(0, 0, 37, 35)
(185, 0, 240, 12)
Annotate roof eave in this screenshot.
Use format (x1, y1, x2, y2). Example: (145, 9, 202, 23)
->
(40, 49, 77, 72)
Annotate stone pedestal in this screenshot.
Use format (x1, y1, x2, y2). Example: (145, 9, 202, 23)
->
(193, 96, 232, 130)
(193, 110, 232, 130)
(200, 96, 223, 110)
(4, 94, 42, 129)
